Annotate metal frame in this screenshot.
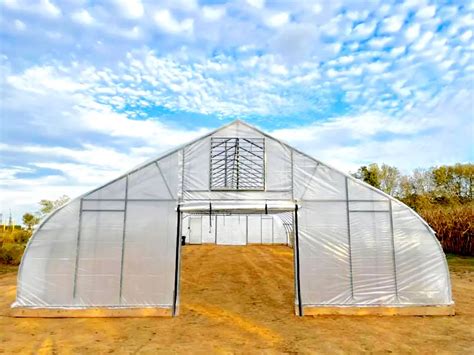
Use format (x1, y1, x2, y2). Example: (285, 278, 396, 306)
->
(118, 175, 129, 303)
(72, 199, 83, 299)
(15, 119, 452, 316)
(389, 200, 399, 300)
(210, 137, 265, 191)
(294, 204, 303, 316)
(344, 177, 354, 300)
(172, 205, 182, 316)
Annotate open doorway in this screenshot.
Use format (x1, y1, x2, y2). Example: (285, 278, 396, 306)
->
(177, 210, 298, 317)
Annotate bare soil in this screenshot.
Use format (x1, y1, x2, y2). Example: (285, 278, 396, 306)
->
(0, 245, 473, 354)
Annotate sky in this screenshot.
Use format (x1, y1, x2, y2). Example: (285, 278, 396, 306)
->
(0, 0, 473, 223)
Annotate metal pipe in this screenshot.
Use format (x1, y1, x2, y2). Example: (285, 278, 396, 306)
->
(294, 204, 303, 316)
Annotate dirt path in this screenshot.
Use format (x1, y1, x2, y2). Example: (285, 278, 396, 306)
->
(0, 245, 473, 353)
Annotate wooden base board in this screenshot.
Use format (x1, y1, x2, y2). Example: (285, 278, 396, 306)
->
(299, 305, 455, 316)
(10, 307, 173, 318)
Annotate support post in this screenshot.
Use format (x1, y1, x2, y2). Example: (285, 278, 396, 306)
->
(172, 205, 182, 316)
(119, 175, 129, 303)
(294, 204, 303, 316)
(345, 177, 354, 300)
(389, 200, 399, 300)
(72, 198, 83, 299)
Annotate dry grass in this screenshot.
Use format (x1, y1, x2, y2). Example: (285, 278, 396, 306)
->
(420, 203, 473, 256)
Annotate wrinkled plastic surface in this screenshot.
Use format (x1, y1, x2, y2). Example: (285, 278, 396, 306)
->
(14, 120, 452, 309)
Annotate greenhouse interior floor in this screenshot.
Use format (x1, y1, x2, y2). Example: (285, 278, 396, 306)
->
(1, 245, 473, 353)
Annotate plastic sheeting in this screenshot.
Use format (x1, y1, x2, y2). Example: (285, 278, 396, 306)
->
(183, 214, 289, 245)
(14, 120, 453, 312)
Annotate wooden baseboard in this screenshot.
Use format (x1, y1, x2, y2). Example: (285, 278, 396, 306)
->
(299, 305, 455, 316)
(10, 307, 173, 318)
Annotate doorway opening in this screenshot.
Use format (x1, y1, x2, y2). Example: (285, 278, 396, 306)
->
(176, 209, 301, 317)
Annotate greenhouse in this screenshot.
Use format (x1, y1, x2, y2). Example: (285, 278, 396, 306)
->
(12, 120, 454, 317)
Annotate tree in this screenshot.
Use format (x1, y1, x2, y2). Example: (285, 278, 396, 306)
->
(22, 213, 39, 230)
(39, 195, 70, 218)
(379, 164, 400, 195)
(353, 164, 381, 189)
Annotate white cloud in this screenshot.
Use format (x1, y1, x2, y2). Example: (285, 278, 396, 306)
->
(71, 9, 94, 25)
(14, 19, 26, 31)
(39, 0, 61, 18)
(459, 30, 472, 43)
(365, 61, 390, 74)
(380, 15, 404, 33)
(390, 46, 405, 56)
(113, 0, 144, 19)
(351, 21, 376, 38)
(416, 5, 436, 19)
(202, 6, 226, 21)
(247, 0, 265, 9)
(405, 23, 420, 42)
(264, 12, 290, 28)
(154, 9, 194, 35)
(3, 0, 61, 18)
(369, 36, 392, 49)
(269, 63, 288, 75)
(312, 4, 323, 15)
(411, 31, 434, 51)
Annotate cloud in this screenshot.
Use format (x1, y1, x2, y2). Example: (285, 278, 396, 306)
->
(264, 12, 290, 28)
(351, 20, 377, 39)
(380, 15, 405, 33)
(113, 0, 144, 19)
(247, 0, 265, 9)
(415, 5, 436, 19)
(154, 9, 194, 35)
(405, 23, 420, 41)
(71, 9, 94, 26)
(13, 19, 26, 31)
(0, 0, 472, 223)
(202, 6, 226, 22)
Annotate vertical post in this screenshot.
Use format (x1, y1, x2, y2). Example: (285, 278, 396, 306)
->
(389, 200, 399, 301)
(236, 138, 240, 190)
(180, 147, 185, 203)
(294, 204, 303, 316)
(172, 205, 182, 316)
(224, 140, 228, 187)
(246, 215, 248, 245)
(290, 150, 294, 201)
(271, 215, 274, 244)
(119, 175, 129, 303)
(345, 177, 354, 300)
(209, 202, 212, 230)
(214, 214, 218, 244)
(72, 198, 84, 299)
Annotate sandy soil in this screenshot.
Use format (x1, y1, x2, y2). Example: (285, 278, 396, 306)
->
(0, 245, 473, 354)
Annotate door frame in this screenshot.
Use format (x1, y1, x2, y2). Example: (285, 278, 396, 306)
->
(172, 203, 302, 317)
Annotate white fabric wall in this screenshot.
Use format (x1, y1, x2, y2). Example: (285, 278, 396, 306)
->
(15, 151, 180, 308)
(183, 214, 289, 245)
(296, 151, 452, 307)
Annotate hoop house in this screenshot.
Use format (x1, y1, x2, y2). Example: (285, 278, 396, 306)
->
(12, 120, 454, 317)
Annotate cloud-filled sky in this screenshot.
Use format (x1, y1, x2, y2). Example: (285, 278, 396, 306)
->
(0, 0, 473, 222)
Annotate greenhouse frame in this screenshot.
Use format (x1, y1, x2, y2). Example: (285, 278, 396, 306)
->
(12, 120, 454, 317)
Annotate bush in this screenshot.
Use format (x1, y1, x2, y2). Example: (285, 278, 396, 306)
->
(0, 228, 31, 265)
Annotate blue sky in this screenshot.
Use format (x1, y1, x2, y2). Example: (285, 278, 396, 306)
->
(0, 0, 473, 222)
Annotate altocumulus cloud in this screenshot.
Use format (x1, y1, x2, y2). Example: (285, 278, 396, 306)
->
(0, 0, 473, 221)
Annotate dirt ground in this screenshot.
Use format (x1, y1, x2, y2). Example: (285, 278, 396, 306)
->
(0, 245, 473, 354)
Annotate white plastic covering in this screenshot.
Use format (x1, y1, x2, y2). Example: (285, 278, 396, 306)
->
(14, 120, 452, 313)
(183, 213, 288, 245)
